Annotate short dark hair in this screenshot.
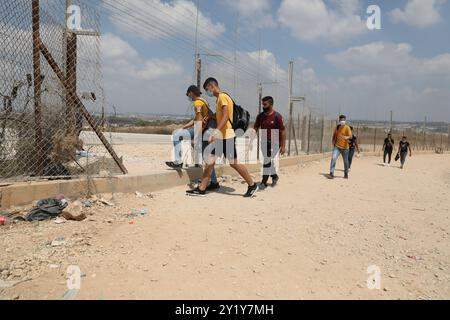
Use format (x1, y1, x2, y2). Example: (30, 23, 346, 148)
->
(186, 85, 201, 96)
(262, 96, 274, 105)
(339, 115, 346, 120)
(203, 77, 219, 90)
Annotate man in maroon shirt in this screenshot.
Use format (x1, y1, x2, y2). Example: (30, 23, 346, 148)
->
(254, 96, 286, 190)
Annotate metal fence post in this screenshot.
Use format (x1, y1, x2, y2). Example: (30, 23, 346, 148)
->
(32, 0, 44, 175)
(320, 115, 324, 154)
(373, 128, 377, 152)
(307, 113, 312, 155)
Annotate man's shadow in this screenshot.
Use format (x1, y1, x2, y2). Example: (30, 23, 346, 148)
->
(319, 173, 346, 179)
(215, 185, 240, 197)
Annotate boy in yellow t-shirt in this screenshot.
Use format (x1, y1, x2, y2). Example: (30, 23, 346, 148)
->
(328, 115, 353, 180)
(186, 78, 258, 198)
(166, 86, 219, 190)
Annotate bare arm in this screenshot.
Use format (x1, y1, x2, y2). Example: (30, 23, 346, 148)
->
(182, 120, 194, 129)
(280, 128, 287, 155)
(209, 104, 229, 142)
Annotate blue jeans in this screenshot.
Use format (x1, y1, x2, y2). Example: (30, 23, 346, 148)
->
(172, 128, 195, 164)
(171, 127, 217, 184)
(330, 147, 349, 175)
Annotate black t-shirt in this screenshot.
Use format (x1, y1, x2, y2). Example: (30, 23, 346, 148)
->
(399, 141, 410, 153)
(384, 138, 394, 150)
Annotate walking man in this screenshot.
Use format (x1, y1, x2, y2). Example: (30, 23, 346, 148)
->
(186, 78, 258, 198)
(328, 115, 352, 179)
(348, 126, 360, 171)
(383, 133, 395, 166)
(254, 96, 286, 190)
(397, 136, 412, 169)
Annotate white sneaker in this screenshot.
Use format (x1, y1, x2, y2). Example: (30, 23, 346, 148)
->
(387, 163, 390, 167)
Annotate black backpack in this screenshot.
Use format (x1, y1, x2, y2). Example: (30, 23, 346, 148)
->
(223, 93, 250, 134)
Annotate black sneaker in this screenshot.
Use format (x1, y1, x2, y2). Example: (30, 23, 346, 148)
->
(243, 184, 259, 198)
(344, 173, 349, 179)
(271, 175, 279, 187)
(166, 161, 183, 169)
(327, 173, 334, 180)
(186, 187, 206, 197)
(206, 183, 220, 192)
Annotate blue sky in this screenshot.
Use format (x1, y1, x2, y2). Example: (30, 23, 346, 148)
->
(89, 0, 450, 122)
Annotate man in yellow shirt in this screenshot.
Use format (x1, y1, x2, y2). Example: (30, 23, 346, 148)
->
(186, 78, 258, 198)
(328, 115, 352, 179)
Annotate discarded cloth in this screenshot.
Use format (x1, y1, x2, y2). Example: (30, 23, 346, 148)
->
(26, 198, 68, 222)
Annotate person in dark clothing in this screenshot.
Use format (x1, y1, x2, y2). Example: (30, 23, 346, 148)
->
(397, 136, 412, 169)
(254, 96, 286, 190)
(383, 133, 395, 166)
(348, 126, 360, 171)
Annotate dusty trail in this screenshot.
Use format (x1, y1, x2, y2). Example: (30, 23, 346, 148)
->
(1, 153, 449, 300)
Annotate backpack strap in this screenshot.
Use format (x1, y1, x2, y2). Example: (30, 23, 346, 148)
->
(197, 97, 213, 116)
(221, 92, 235, 126)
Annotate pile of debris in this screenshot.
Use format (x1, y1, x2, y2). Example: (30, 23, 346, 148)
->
(0, 194, 120, 226)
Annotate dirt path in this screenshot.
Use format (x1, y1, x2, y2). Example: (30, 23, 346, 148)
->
(1, 153, 449, 300)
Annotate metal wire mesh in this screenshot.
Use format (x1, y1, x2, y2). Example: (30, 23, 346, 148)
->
(0, 0, 125, 185)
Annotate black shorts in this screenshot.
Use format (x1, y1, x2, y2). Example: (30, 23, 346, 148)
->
(211, 138, 237, 161)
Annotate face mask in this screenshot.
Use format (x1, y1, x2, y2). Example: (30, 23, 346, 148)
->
(206, 90, 214, 97)
(339, 121, 346, 125)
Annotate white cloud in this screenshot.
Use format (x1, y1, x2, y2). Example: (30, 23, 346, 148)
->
(277, 0, 367, 43)
(104, 0, 225, 45)
(223, 0, 276, 30)
(389, 0, 446, 29)
(323, 41, 450, 120)
(325, 41, 450, 76)
(102, 33, 184, 81)
(101, 33, 189, 114)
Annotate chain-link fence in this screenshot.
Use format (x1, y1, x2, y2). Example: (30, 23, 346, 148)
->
(285, 109, 335, 156)
(287, 112, 449, 157)
(354, 126, 450, 153)
(0, 0, 126, 189)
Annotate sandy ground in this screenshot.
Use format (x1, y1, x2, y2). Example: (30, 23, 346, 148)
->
(0, 153, 449, 300)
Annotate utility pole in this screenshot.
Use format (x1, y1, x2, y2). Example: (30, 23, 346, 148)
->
(194, 0, 200, 88)
(196, 56, 201, 89)
(233, 15, 238, 98)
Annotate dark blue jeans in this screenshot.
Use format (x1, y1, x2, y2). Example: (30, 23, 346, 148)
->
(348, 147, 356, 169)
